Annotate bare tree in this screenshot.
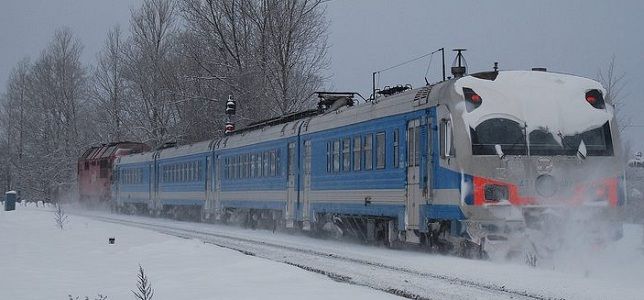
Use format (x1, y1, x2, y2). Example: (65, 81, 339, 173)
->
(257, 0, 329, 115)
(133, 265, 154, 300)
(93, 26, 129, 142)
(54, 204, 69, 230)
(598, 55, 628, 133)
(0, 58, 32, 192)
(122, 0, 180, 148)
(178, 0, 329, 124)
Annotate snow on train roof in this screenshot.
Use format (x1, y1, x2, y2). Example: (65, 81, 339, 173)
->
(454, 70, 612, 138)
(118, 151, 155, 165)
(157, 139, 213, 159)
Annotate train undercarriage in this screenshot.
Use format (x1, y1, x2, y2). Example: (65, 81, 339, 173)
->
(112, 201, 623, 266)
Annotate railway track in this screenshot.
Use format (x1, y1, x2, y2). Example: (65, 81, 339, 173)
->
(79, 212, 551, 300)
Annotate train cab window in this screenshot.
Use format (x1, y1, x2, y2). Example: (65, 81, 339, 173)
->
(376, 132, 386, 169)
(353, 136, 361, 171)
(470, 118, 526, 155)
(364, 134, 373, 170)
(393, 129, 400, 168)
(342, 138, 351, 172)
(561, 122, 613, 156)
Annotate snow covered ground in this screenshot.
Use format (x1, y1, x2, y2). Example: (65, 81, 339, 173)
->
(0, 205, 399, 300)
(2, 203, 644, 299)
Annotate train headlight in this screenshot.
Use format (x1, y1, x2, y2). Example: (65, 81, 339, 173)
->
(585, 89, 605, 109)
(462, 87, 482, 112)
(535, 174, 557, 198)
(484, 184, 509, 202)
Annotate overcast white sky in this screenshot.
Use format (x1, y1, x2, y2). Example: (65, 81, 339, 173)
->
(1, 0, 643, 150)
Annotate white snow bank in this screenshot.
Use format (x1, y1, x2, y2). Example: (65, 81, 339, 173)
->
(454, 71, 613, 139)
(72, 209, 644, 300)
(0, 207, 399, 300)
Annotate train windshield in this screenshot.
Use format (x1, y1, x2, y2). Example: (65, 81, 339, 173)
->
(471, 118, 613, 156)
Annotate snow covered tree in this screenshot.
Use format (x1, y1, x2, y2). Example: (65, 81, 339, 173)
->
(92, 26, 130, 143)
(122, 0, 181, 148)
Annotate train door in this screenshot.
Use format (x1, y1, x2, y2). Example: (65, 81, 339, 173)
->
(148, 164, 154, 210)
(204, 156, 213, 215)
(286, 142, 297, 227)
(406, 119, 422, 231)
(302, 140, 312, 223)
(214, 155, 221, 217)
(152, 160, 160, 212)
(425, 117, 433, 201)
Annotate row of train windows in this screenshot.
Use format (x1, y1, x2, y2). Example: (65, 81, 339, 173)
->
(327, 130, 399, 173)
(162, 161, 201, 183)
(223, 149, 280, 180)
(121, 168, 143, 185)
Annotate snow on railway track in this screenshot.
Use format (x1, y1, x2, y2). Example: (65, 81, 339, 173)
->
(75, 211, 547, 300)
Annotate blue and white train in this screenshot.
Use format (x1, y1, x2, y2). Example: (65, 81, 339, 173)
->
(111, 66, 624, 256)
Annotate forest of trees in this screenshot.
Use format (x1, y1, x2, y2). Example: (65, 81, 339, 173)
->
(0, 0, 329, 201)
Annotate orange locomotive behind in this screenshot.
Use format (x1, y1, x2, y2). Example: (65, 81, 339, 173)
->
(77, 142, 149, 205)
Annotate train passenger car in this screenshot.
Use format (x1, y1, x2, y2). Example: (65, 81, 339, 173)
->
(78, 142, 149, 205)
(155, 141, 212, 218)
(110, 67, 624, 257)
(113, 151, 154, 213)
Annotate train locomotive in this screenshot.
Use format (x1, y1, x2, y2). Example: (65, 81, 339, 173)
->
(77, 142, 150, 205)
(99, 61, 625, 258)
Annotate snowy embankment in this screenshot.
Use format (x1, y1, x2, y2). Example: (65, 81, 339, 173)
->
(3, 204, 644, 300)
(0, 205, 399, 300)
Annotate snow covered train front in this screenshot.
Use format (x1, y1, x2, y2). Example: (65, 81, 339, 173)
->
(109, 67, 624, 259)
(436, 70, 624, 257)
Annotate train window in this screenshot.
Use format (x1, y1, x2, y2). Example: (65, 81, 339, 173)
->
(263, 152, 270, 177)
(342, 138, 351, 172)
(471, 118, 525, 155)
(440, 119, 456, 158)
(250, 154, 257, 178)
(246, 153, 251, 178)
(353, 136, 361, 171)
(559, 122, 613, 156)
(241, 155, 247, 178)
(256, 153, 262, 177)
(333, 140, 340, 172)
(235, 156, 241, 179)
(270, 151, 277, 176)
(393, 129, 400, 168)
(326, 142, 332, 173)
(288, 143, 296, 175)
(376, 132, 386, 169)
(84, 162, 89, 170)
(229, 158, 234, 180)
(414, 126, 422, 166)
(364, 134, 373, 170)
(275, 150, 281, 176)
